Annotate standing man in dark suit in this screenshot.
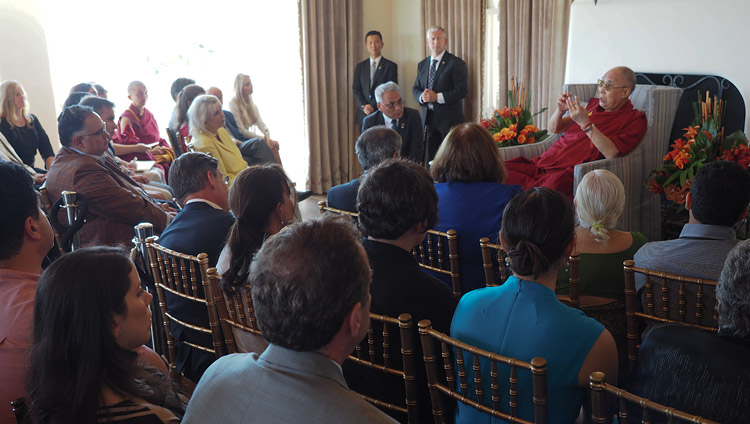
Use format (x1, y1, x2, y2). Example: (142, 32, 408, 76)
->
(158, 151, 235, 382)
(353, 30, 398, 132)
(413, 26, 468, 162)
(362, 82, 423, 163)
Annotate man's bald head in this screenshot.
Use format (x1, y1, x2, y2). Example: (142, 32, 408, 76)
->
(609, 66, 636, 92)
(207, 86, 223, 104)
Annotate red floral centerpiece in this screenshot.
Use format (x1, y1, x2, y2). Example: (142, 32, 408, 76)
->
(647, 91, 750, 207)
(481, 77, 548, 147)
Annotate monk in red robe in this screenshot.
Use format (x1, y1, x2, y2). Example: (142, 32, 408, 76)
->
(505, 66, 647, 197)
(118, 81, 174, 176)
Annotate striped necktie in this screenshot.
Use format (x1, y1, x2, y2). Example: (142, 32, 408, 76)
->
(427, 59, 438, 90)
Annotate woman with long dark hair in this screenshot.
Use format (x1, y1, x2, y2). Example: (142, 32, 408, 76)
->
(27, 246, 185, 423)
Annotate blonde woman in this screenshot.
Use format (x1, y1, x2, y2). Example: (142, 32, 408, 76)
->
(557, 169, 647, 306)
(0, 80, 55, 170)
(228, 73, 282, 165)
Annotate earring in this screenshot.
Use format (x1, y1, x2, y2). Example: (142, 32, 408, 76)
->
(504, 256, 511, 267)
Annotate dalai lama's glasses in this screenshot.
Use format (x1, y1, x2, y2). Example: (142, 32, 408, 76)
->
(597, 79, 629, 92)
(382, 99, 405, 109)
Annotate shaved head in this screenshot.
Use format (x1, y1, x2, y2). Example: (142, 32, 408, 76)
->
(207, 86, 223, 103)
(610, 66, 636, 92)
(127, 80, 146, 93)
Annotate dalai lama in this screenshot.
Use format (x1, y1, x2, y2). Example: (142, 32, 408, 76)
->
(504, 66, 647, 197)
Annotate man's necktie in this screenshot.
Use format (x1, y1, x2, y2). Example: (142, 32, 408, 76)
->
(370, 61, 378, 88)
(427, 59, 438, 91)
(391, 119, 398, 132)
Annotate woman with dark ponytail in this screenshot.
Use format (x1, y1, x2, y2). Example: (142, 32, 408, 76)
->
(216, 164, 296, 352)
(450, 187, 617, 424)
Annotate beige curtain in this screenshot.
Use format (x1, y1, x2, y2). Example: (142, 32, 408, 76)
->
(422, 0, 485, 123)
(300, 0, 363, 193)
(497, 0, 570, 126)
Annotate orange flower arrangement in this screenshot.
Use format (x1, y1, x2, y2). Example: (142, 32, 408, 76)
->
(647, 91, 748, 207)
(481, 77, 547, 148)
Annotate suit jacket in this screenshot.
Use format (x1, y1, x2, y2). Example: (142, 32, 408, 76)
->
(327, 178, 360, 213)
(412, 51, 468, 133)
(157, 201, 235, 381)
(362, 107, 424, 163)
(46, 147, 169, 247)
(353, 57, 398, 126)
(183, 345, 398, 423)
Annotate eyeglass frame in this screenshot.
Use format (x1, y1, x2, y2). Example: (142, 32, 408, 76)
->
(78, 125, 108, 139)
(597, 78, 630, 92)
(380, 99, 405, 109)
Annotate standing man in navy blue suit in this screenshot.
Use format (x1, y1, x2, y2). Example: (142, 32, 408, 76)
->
(362, 82, 423, 164)
(413, 26, 468, 162)
(158, 152, 235, 382)
(353, 30, 398, 132)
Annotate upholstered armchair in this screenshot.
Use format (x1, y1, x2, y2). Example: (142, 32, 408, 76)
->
(497, 84, 683, 241)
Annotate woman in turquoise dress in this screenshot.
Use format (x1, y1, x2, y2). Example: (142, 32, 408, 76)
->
(450, 188, 618, 424)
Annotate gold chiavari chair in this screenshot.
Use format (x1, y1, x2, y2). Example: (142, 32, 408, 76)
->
(207, 268, 267, 355)
(623, 260, 718, 372)
(589, 371, 719, 424)
(346, 313, 419, 423)
(318, 199, 358, 219)
(413, 229, 462, 298)
(479, 237, 510, 288)
(418, 320, 548, 424)
(145, 237, 226, 375)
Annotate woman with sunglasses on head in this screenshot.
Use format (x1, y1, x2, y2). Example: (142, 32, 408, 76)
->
(27, 246, 186, 423)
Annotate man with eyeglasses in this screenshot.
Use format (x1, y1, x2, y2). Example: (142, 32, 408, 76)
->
(362, 82, 423, 163)
(46, 105, 174, 247)
(504, 66, 647, 197)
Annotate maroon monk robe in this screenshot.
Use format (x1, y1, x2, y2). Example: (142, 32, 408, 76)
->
(505, 98, 647, 197)
(118, 105, 171, 175)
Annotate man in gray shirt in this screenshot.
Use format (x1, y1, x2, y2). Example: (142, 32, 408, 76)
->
(634, 160, 750, 326)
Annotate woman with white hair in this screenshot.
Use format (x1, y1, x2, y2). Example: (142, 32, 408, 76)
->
(557, 169, 647, 306)
(187, 94, 247, 184)
(228, 73, 282, 165)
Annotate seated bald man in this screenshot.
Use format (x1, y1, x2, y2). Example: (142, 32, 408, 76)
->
(504, 66, 647, 197)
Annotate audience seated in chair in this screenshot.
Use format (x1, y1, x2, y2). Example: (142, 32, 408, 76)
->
(0, 162, 54, 424)
(361, 82, 423, 163)
(634, 160, 750, 327)
(328, 126, 401, 213)
(169, 84, 205, 151)
(79, 95, 171, 199)
(183, 217, 397, 424)
(450, 187, 618, 423)
(628, 239, 750, 423)
(430, 123, 522, 292)
(217, 164, 297, 354)
(0, 80, 55, 171)
(118, 81, 174, 176)
(156, 152, 234, 381)
(46, 105, 175, 247)
(28, 246, 186, 423)
(0, 131, 46, 185)
(350, 158, 458, 423)
(206, 86, 278, 168)
(229, 73, 282, 165)
(504, 66, 647, 197)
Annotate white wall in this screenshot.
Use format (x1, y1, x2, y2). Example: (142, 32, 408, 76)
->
(566, 0, 750, 133)
(0, 0, 59, 165)
(363, 0, 423, 110)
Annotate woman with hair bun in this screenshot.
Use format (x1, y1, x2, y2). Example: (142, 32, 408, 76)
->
(450, 187, 617, 424)
(557, 169, 647, 305)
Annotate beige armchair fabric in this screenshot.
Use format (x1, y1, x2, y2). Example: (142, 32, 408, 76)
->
(497, 84, 683, 241)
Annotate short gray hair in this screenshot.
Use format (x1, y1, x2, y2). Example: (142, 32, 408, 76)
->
(717, 239, 750, 338)
(187, 94, 222, 137)
(168, 152, 219, 202)
(374, 81, 402, 104)
(355, 126, 402, 171)
(426, 26, 447, 38)
(574, 170, 625, 244)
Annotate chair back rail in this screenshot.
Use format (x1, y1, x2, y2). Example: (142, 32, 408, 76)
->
(589, 371, 719, 424)
(208, 270, 264, 355)
(479, 237, 510, 288)
(418, 319, 548, 424)
(413, 229, 462, 298)
(317, 200, 359, 218)
(346, 313, 419, 423)
(623, 260, 718, 372)
(145, 237, 225, 374)
(38, 185, 65, 256)
(555, 252, 581, 308)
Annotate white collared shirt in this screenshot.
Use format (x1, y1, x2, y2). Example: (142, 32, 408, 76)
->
(185, 198, 224, 211)
(427, 51, 447, 105)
